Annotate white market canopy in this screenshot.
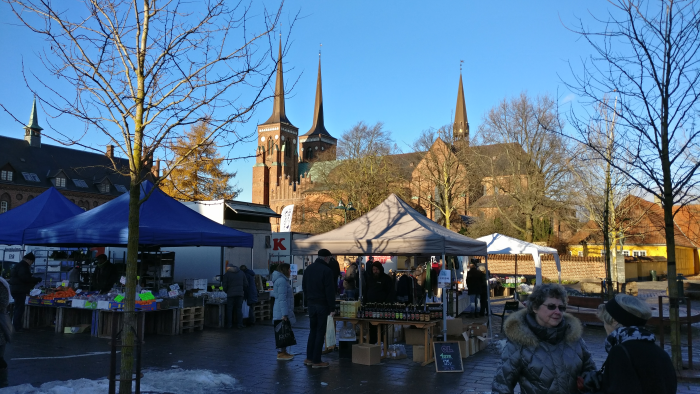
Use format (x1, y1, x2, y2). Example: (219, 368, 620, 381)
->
(291, 194, 488, 257)
(476, 233, 561, 285)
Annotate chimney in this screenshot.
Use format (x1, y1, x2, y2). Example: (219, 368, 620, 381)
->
(151, 159, 160, 178)
(653, 195, 662, 207)
(106, 145, 114, 159)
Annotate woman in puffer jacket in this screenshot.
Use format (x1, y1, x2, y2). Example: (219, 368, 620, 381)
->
(271, 263, 296, 361)
(492, 284, 597, 394)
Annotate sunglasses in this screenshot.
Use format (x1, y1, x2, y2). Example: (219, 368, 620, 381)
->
(543, 304, 566, 312)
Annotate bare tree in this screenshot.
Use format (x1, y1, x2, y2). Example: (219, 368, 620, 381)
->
(411, 125, 480, 231)
(566, 0, 700, 370)
(4, 0, 285, 390)
(315, 121, 408, 221)
(478, 93, 574, 242)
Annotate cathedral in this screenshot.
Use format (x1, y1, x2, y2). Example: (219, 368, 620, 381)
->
(251, 41, 480, 232)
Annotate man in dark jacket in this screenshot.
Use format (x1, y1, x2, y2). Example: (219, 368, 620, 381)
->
(240, 265, 258, 326)
(466, 263, 483, 317)
(93, 254, 120, 294)
(9, 253, 42, 331)
(301, 249, 336, 368)
(223, 265, 248, 329)
(363, 262, 393, 304)
(343, 262, 359, 300)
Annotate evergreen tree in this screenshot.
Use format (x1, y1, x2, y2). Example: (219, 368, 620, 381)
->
(161, 123, 240, 201)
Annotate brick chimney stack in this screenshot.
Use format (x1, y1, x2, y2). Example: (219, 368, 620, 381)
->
(152, 159, 160, 178)
(106, 145, 114, 159)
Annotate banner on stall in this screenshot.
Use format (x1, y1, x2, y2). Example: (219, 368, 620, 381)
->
(280, 205, 294, 232)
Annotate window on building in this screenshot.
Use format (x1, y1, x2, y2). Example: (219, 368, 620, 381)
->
(0, 201, 7, 213)
(55, 177, 66, 188)
(21, 172, 40, 182)
(622, 250, 630, 256)
(578, 251, 583, 257)
(633, 250, 647, 257)
(99, 182, 111, 193)
(0, 170, 12, 182)
(115, 184, 128, 193)
(73, 179, 88, 188)
(0, 193, 10, 213)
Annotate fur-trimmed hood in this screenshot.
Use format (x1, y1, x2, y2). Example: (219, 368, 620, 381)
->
(503, 309, 584, 348)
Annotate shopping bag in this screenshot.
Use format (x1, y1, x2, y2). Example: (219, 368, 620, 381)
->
(274, 319, 297, 348)
(242, 301, 249, 319)
(325, 315, 335, 348)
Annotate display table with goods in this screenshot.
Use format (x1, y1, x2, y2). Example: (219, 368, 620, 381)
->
(334, 302, 443, 366)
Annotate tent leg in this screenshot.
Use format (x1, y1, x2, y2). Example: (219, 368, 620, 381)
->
(514, 255, 518, 300)
(442, 253, 447, 342)
(485, 255, 493, 340)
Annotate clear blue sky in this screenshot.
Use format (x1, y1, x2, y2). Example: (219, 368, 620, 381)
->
(0, 1, 610, 202)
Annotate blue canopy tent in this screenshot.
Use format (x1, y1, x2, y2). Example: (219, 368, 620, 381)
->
(23, 181, 253, 247)
(0, 187, 84, 245)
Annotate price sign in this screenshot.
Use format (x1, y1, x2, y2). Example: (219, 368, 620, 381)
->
(290, 264, 298, 276)
(140, 291, 155, 301)
(114, 295, 125, 302)
(438, 270, 451, 289)
(168, 290, 178, 297)
(61, 280, 69, 287)
(433, 341, 463, 373)
(76, 289, 82, 294)
(218, 286, 223, 291)
(169, 284, 180, 291)
(119, 276, 126, 285)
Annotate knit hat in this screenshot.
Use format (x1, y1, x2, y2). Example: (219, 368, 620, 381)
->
(318, 249, 332, 257)
(23, 252, 35, 261)
(605, 297, 648, 327)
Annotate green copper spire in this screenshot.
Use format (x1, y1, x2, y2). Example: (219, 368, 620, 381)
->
(26, 97, 43, 132)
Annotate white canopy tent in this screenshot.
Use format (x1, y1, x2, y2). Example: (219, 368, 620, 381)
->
(475, 233, 561, 285)
(292, 194, 492, 340)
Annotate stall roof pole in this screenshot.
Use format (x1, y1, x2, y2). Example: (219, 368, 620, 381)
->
(485, 254, 493, 340)
(442, 252, 447, 342)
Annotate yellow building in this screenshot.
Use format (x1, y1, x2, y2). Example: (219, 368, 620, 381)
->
(568, 196, 699, 277)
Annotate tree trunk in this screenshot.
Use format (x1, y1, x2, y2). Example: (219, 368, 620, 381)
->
(663, 195, 681, 371)
(524, 214, 533, 242)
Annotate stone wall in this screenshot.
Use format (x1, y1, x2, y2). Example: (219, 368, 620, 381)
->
(482, 254, 607, 281)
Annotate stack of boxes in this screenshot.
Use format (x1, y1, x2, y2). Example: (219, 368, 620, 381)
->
(405, 319, 490, 362)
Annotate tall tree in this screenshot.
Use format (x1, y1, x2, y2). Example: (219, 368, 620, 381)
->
(161, 122, 241, 201)
(5, 1, 285, 391)
(478, 93, 573, 242)
(412, 125, 478, 231)
(566, 0, 700, 370)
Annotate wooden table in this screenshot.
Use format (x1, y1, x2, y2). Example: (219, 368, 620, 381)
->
(334, 317, 437, 366)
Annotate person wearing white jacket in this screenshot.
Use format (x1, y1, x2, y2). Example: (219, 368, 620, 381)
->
(271, 264, 296, 360)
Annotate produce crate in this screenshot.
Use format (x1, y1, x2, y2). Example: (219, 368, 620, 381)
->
(136, 301, 157, 311)
(108, 302, 124, 310)
(252, 300, 271, 321)
(41, 299, 57, 306)
(54, 298, 71, 306)
(179, 306, 204, 334)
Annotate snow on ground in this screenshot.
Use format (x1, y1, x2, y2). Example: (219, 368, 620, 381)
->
(0, 368, 239, 394)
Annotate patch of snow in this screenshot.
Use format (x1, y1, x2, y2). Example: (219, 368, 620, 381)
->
(0, 369, 238, 394)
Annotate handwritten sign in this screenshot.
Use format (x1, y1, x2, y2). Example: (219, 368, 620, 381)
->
(119, 276, 126, 285)
(114, 295, 125, 302)
(169, 284, 180, 291)
(140, 291, 155, 301)
(290, 264, 298, 276)
(433, 341, 463, 373)
(168, 290, 179, 297)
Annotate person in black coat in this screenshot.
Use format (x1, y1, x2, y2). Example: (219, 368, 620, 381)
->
(92, 254, 120, 294)
(9, 253, 42, 331)
(301, 249, 336, 368)
(582, 294, 676, 394)
(465, 263, 482, 316)
(363, 262, 393, 304)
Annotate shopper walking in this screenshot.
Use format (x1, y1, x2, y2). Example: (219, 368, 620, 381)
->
(271, 263, 296, 360)
(222, 265, 248, 329)
(9, 253, 41, 332)
(492, 284, 596, 394)
(240, 265, 258, 326)
(466, 262, 482, 317)
(301, 249, 336, 368)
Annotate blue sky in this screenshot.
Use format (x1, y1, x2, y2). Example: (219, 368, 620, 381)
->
(0, 1, 611, 202)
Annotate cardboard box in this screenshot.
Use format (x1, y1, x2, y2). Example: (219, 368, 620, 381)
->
(476, 336, 490, 352)
(64, 324, 91, 334)
(71, 299, 87, 309)
(465, 323, 488, 337)
(412, 345, 425, 363)
(405, 328, 424, 345)
(352, 344, 381, 365)
(446, 319, 464, 336)
(447, 335, 468, 358)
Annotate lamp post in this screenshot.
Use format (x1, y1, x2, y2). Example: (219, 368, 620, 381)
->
(334, 199, 356, 224)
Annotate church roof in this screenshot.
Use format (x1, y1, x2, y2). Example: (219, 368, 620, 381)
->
(301, 56, 335, 140)
(261, 41, 293, 126)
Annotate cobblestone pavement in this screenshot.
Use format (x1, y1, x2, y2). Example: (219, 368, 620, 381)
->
(2, 298, 699, 393)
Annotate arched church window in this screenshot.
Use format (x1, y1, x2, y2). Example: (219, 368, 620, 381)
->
(0, 193, 11, 213)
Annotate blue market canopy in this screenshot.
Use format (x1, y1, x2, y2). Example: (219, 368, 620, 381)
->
(23, 181, 253, 247)
(0, 187, 84, 245)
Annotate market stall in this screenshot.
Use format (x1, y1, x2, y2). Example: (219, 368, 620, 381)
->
(475, 233, 562, 286)
(21, 181, 255, 335)
(292, 193, 490, 364)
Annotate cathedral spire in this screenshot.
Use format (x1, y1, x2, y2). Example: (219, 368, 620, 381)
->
(453, 72, 469, 142)
(305, 53, 328, 137)
(262, 39, 292, 125)
(24, 97, 43, 147)
(26, 97, 43, 132)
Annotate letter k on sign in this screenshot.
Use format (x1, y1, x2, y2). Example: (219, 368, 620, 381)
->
(273, 238, 286, 251)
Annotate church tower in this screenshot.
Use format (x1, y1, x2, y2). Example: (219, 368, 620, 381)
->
(24, 98, 43, 148)
(453, 73, 469, 145)
(299, 54, 336, 163)
(252, 41, 299, 205)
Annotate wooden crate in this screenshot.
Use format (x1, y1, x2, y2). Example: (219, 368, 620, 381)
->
(23, 305, 58, 330)
(204, 303, 225, 328)
(251, 300, 271, 321)
(179, 306, 204, 333)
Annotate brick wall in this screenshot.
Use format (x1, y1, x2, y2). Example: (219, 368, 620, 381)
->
(483, 254, 607, 281)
